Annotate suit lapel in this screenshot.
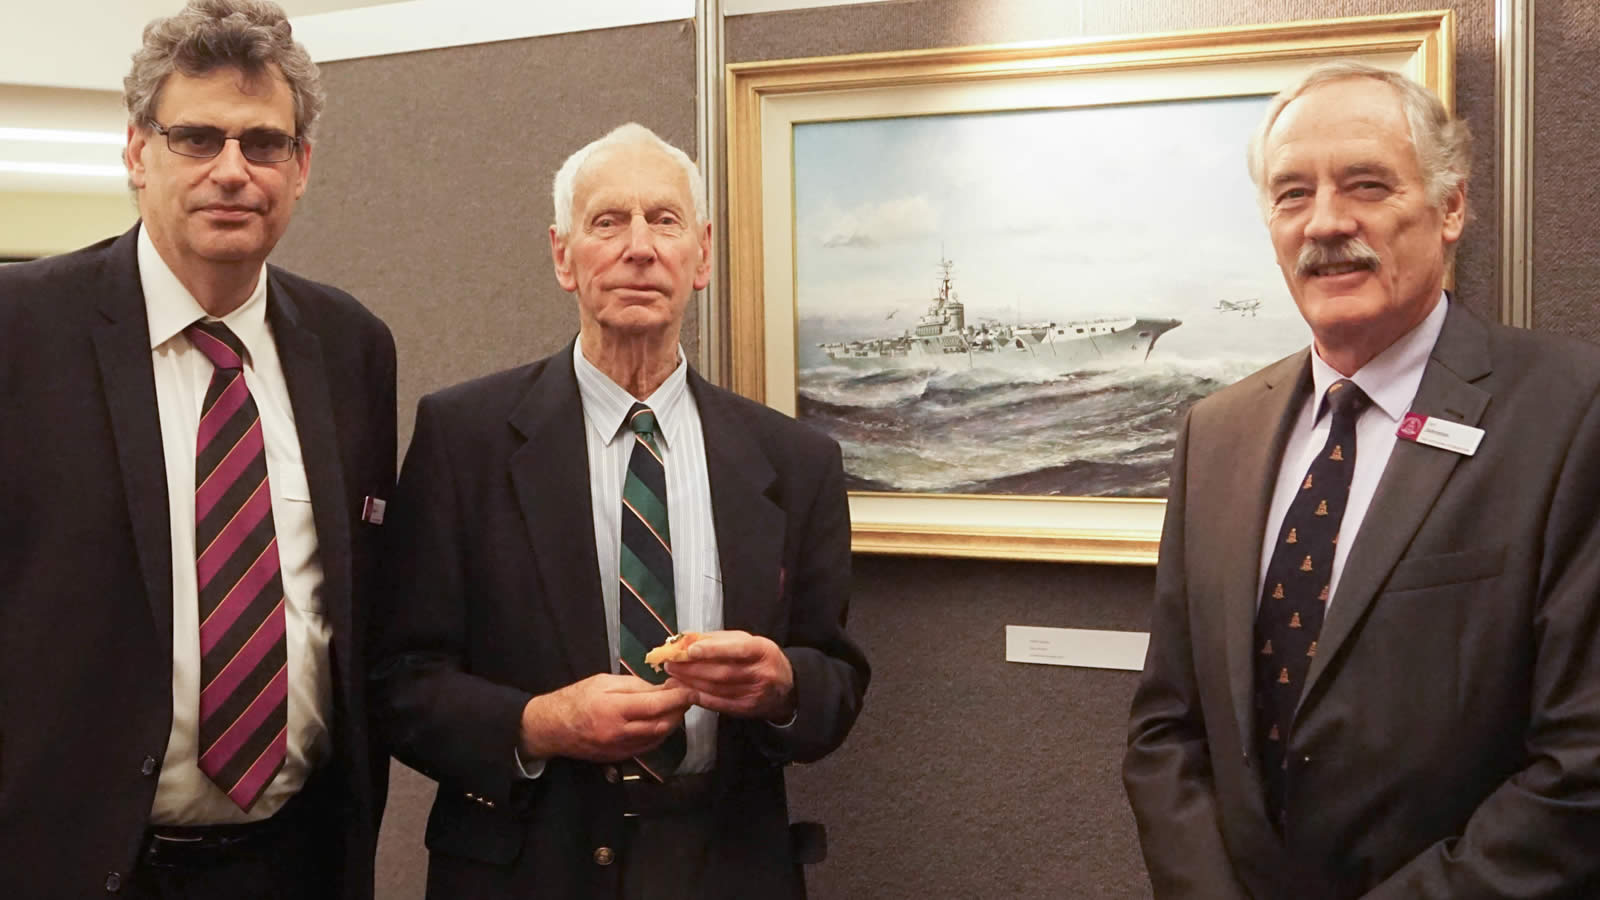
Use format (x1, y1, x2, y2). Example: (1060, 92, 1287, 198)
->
(508, 345, 610, 681)
(90, 227, 175, 659)
(1298, 305, 1492, 710)
(266, 274, 356, 678)
(1222, 351, 1314, 754)
(690, 373, 784, 638)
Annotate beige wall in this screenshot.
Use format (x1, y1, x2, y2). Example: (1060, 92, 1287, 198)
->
(0, 191, 136, 258)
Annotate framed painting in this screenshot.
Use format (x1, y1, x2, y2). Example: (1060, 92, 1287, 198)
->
(725, 11, 1454, 563)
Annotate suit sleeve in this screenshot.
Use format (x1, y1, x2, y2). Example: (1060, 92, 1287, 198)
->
(1363, 384, 1600, 899)
(1123, 412, 1253, 899)
(370, 395, 534, 802)
(754, 438, 870, 764)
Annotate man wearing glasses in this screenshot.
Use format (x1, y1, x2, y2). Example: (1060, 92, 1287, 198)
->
(0, 2, 394, 898)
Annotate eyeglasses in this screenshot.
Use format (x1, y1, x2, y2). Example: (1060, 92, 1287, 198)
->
(146, 120, 302, 164)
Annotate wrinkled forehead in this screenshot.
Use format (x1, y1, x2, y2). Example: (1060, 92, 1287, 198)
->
(153, 65, 296, 130)
(1264, 78, 1417, 166)
(572, 143, 695, 215)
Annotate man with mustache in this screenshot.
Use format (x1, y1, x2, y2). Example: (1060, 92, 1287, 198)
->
(1125, 61, 1600, 898)
(0, 2, 394, 897)
(371, 123, 869, 899)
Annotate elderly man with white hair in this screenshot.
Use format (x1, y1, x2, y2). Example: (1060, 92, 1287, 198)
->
(1124, 61, 1600, 898)
(372, 123, 870, 900)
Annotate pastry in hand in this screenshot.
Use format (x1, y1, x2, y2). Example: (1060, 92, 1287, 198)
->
(644, 632, 703, 672)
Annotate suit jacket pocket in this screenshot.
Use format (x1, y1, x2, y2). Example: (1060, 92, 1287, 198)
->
(425, 788, 525, 865)
(1383, 545, 1506, 594)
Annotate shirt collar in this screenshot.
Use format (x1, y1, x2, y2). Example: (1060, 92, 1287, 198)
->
(1309, 291, 1448, 423)
(572, 343, 691, 451)
(138, 222, 269, 360)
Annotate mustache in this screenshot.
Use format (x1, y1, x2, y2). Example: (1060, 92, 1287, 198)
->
(1296, 237, 1381, 278)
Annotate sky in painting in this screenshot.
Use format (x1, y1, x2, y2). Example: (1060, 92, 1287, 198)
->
(792, 94, 1312, 364)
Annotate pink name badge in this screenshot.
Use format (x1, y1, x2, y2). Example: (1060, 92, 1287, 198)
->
(361, 496, 387, 525)
(1396, 413, 1483, 457)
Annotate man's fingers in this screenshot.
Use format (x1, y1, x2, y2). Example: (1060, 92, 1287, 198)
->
(665, 662, 761, 691)
(616, 685, 696, 720)
(681, 631, 766, 662)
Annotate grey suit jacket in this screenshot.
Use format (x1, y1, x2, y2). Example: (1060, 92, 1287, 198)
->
(1125, 302, 1600, 899)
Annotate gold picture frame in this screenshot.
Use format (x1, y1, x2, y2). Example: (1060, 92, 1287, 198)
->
(725, 11, 1454, 564)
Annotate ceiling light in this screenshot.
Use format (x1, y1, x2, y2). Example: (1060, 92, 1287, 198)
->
(0, 127, 125, 146)
(0, 160, 125, 178)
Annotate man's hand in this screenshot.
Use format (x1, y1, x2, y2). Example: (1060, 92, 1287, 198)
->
(665, 630, 795, 722)
(519, 674, 695, 762)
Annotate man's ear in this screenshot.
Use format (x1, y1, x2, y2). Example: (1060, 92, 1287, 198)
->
(124, 123, 148, 189)
(1440, 181, 1467, 245)
(292, 139, 313, 199)
(693, 221, 712, 292)
(550, 225, 578, 292)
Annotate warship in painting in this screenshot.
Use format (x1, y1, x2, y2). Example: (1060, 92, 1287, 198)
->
(818, 257, 1182, 372)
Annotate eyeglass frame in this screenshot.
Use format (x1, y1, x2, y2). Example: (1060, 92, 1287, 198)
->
(144, 119, 305, 164)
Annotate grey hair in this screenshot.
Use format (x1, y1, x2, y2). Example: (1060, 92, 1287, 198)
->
(551, 123, 706, 237)
(1247, 60, 1471, 212)
(124, 0, 324, 141)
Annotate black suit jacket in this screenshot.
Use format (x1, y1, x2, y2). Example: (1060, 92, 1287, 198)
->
(0, 227, 396, 899)
(372, 343, 870, 899)
(1125, 302, 1600, 898)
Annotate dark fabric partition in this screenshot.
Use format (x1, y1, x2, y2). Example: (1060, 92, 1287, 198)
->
(1533, 0, 1600, 342)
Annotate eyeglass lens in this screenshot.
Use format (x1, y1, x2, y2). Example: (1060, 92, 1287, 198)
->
(166, 125, 297, 163)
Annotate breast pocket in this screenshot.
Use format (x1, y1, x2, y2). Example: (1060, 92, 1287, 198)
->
(1382, 545, 1506, 594)
(267, 457, 324, 615)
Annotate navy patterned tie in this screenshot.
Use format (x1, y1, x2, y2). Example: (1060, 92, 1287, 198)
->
(187, 321, 289, 811)
(1254, 378, 1370, 826)
(617, 402, 686, 781)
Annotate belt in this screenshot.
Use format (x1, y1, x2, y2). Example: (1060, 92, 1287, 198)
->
(620, 771, 718, 817)
(140, 787, 315, 869)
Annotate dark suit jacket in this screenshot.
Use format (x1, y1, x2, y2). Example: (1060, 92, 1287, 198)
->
(371, 343, 870, 900)
(0, 226, 396, 899)
(1125, 301, 1600, 899)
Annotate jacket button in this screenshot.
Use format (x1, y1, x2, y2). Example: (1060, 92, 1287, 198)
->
(105, 872, 122, 892)
(140, 756, 158, 776)
(594, 846, 615, 866)
(603, 766, 620, 784)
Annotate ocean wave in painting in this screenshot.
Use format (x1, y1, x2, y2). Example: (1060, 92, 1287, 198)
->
(796, 357, 1277, 497)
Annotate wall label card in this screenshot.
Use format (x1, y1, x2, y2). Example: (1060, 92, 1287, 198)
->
(1005, 625, 1150, 671)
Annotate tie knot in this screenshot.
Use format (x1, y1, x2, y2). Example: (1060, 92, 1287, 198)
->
(1323, 379, 1371, 423)
(186, 321, 246, 371)
(627, 403, 659, 439)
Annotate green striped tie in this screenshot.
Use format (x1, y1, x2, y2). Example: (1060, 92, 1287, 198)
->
(618, 402, 685, 780)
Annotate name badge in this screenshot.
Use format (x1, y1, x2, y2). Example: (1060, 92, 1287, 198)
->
(1396, 413, 1483, 456)
(361, 496, 387, 525)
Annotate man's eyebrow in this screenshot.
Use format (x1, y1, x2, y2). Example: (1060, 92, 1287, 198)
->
(1267, 171, 1306, 191)
(1341, 162, 1399, 179)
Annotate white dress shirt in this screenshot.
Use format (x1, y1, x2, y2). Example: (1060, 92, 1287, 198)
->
(1256, 293, 1448, 610)
(576, 344, 723, 774)
(139, 225, 332, 824)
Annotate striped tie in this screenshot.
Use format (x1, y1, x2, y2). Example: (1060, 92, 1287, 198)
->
(618, 402, 685, 781)
(186, 321, 288, 811)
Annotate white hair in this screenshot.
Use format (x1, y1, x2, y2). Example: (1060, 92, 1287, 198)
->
(1246, 60, 1472, 212)
(551, 123, 706, 237)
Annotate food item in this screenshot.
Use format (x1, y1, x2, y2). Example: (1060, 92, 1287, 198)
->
(644, 632, 703, 671)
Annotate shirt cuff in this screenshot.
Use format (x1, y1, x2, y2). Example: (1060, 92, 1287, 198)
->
(514, 747, 547, 779)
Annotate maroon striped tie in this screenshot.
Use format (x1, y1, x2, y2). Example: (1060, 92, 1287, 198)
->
(186, 321, 288, 811)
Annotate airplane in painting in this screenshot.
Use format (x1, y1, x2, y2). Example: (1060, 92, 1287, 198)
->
(1215, 298, 1262, 316)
